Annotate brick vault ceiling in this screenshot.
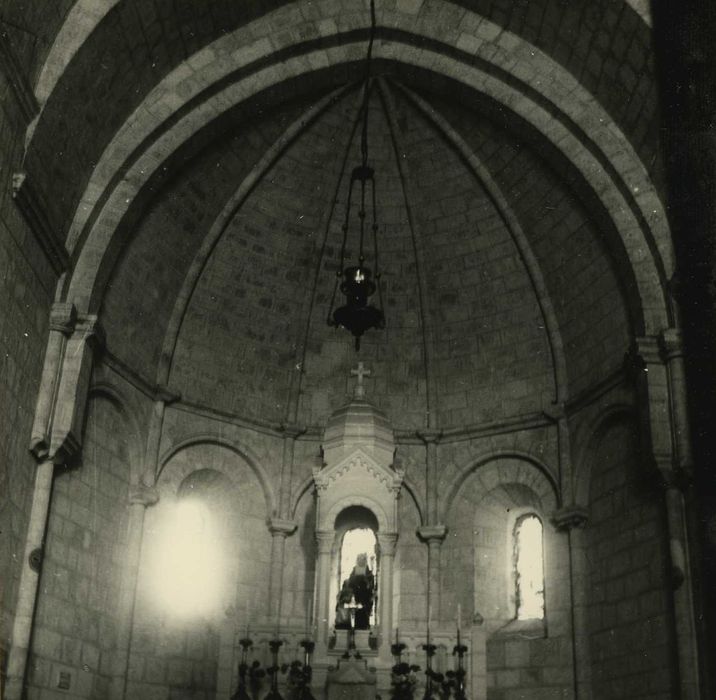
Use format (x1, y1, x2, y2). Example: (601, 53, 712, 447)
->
(100, 80, 629, 430)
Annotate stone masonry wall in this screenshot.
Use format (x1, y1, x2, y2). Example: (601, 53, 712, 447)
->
(0, 38, 57, 688)
(26, 394, 133, 699)
(126, 442, 271, 699)
(586, 419, 675, 699)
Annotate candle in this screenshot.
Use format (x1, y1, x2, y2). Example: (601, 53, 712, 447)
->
(457, 603, 461, 632)
(427, 602, 432, 643)
(395, 627, 399, 644)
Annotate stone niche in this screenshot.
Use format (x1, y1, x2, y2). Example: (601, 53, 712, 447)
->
(311, 377, 403, 691)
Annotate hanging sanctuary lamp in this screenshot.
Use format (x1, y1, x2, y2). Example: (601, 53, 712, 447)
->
(327, 0, 385, 351)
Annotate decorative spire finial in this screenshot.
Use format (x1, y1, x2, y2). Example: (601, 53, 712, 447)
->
(350, 362, 371, 398)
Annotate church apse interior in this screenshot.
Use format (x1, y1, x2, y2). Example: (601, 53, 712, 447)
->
(0, 1, 714, 699)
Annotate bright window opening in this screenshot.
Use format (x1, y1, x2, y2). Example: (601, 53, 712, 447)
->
(338, 528, 378, 627)
(514, 514, 545, 620)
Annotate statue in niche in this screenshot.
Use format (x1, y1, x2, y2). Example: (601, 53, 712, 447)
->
(335, 553, 375, 630)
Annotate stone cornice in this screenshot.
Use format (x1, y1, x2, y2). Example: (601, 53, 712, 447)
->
(97, 355, 633, 445)
(12, 172, 69, 275)
(0, 36, 39, 123)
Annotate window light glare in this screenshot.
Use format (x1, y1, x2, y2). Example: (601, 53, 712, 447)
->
(152, 499, 223, 618)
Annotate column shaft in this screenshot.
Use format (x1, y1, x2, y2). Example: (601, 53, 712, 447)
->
(5, 459, 55, 700)
(314, 532, 334, 651)
(664, 484, 700, 700)
(378, 534, 397, 662)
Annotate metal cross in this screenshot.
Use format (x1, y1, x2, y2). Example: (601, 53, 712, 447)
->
(343, 595, 364, 656)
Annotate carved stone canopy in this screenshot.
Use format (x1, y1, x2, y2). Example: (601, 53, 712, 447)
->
(313, 448, 403, 533)
(322, 394, 394, 468)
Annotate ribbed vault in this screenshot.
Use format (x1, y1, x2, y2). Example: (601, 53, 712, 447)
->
(4, 0, 672, 433)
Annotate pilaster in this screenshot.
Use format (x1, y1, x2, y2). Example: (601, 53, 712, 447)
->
(553, 505, 591, 700)
(418, 524, 446, 624)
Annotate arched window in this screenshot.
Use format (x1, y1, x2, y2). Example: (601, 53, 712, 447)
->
(513, 514, 545, 620)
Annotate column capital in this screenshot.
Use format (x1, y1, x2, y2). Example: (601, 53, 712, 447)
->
(268, 517, 297, 537)
(416, 430, 442, 446)
(633, 335, 663, 365)
(659, 328, 684, 361)
(129, 484, 159, 507)
(551, 504, 589, 531)
(417, 524, 447, 543)
(48, 302, 76, 334)
(316, 529, 334, 553)
(377, 532, 399, 555)
(74, 314, 105, 353)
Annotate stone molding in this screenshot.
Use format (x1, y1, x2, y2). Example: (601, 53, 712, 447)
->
(129, 484, 160, 507)
(633, 335, 663, 366)
(416, 430, 442, 445)
(153, 384, 180, 405)
(542, 402, 566, 422)
(12, 172, 69, 275)
(48, 303, 77, 335)
(0, 36, 39, 123)
(656, 464, 693, 493)
(279, 423, 307, 439)
(659, 328, 683, 362)
(268, 517, 297, 537)
(551, 505, 589, 531)
(417, 524, 447, 543)
(313, 449, 404, 495)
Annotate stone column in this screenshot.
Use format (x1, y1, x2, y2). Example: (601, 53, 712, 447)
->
(417, 430, 441, 528)
(553, 505, 591, 700)
(635, 336, 700, 700)
(4, 459, 55, 700)
(115, 385, 175, 699)
(314, 530, 335, 651)
(278, 423, 306, 516)
(377, 532, 398, 662)
(268, 518, 298, 633)
(659, 469, 700, 700)
(115, 484, 159, 700)
(6, 306, 101, 700)
(417, 525, 446, 625)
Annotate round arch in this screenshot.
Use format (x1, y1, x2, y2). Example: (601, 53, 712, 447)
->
(46, 16, 671, 339)
(86, 380, 144, 481)
(157, 433, 276, 516)
(573, 403, 638, 507)
(323, 495, 389, 534)
(442, 450, 561, 518)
